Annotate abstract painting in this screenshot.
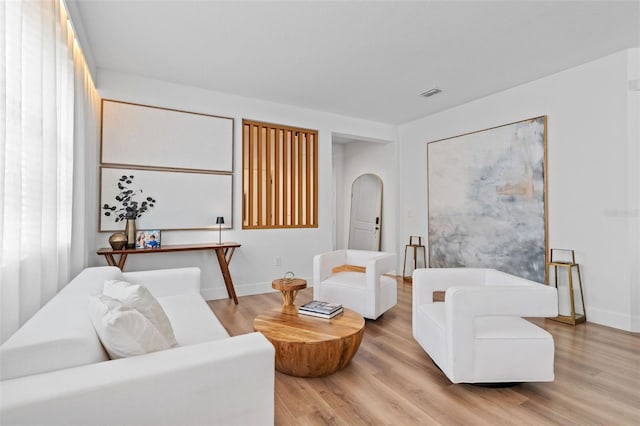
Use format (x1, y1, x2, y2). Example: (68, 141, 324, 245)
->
(427, 116, 547, 283)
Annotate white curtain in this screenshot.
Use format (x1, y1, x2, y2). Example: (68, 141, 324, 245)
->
(0, 0, 98, 343)
(70, 18, 100, 278)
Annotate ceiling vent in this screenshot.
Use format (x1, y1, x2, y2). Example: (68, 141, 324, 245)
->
(419, 88, 442, 98)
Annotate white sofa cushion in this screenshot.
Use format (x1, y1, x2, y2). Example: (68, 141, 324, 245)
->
(103, 280, 178, 347)
(157, 293, 229, 345)
(320, 272, 396, 319)
(88, 295, 171, 359)
(474, 316, 555, 382)
(323, 271, 366, 288)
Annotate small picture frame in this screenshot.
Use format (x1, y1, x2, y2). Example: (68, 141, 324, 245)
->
(135, 229, 161, 249)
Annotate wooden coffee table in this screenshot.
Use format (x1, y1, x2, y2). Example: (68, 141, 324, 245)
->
(253, 308, 365, 378)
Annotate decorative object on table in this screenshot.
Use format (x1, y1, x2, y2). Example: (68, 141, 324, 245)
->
(102, 175, 157, 249)
(298, 300, 344, 319)
(546, 249, 586, 325)
(216, 216, 224, 245)
(402, 235, 427, 282)
(124, 219, 136, 249)
(136, 230, 161, 249)
(108, 233, 127, 250)
(427, 116, 548, 283)
(272, 272, 307, 310)
(298, 308, 343, 319)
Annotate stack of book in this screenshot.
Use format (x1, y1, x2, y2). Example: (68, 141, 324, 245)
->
(298, 300, 343, 319)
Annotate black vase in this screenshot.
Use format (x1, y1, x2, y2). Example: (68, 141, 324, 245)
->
(124, 218, 136, 249)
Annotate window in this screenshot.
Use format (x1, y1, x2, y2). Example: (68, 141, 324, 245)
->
(242, 120, 318, 228)
(1, 0, 98, 342)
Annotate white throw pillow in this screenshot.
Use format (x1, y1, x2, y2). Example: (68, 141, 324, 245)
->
(88, 295, 171, 359)
(103, 280, 178, 348)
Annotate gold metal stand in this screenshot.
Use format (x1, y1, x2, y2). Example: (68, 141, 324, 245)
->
(402, 236, 427, 282)
(546, 249, 586, 325)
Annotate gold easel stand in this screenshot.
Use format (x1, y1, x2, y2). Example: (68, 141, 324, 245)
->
(403, 236, 427, 282)
(546, 249, 586, 325)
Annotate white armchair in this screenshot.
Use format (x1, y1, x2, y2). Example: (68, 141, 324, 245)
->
(313, 249, 396, 320)
(412, 268, 558, 384)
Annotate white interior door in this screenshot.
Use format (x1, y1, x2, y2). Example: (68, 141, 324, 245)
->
(348, 174, 382, 251)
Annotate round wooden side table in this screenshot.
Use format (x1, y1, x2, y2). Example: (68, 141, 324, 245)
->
(272, 277, 307, 308)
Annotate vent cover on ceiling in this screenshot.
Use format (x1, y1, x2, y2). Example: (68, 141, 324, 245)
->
(419, 88, 442, 98)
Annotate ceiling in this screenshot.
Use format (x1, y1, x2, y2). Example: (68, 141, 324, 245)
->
(67, 1, 640, 125)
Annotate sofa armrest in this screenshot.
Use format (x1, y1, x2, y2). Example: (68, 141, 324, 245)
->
(313, 250, 346, 284)
(412, 268, 487, 308)
(446, 284, 558, 319)
(122, 267, 201, 297)
(365, 252, 396, 289)
(0, 332, 275, 426)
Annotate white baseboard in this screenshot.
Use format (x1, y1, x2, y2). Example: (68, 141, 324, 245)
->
(587, 307, 639, 332)
(202, 277, 313, 301)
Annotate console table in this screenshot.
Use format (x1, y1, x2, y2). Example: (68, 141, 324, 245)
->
(96, 242, 241, 304)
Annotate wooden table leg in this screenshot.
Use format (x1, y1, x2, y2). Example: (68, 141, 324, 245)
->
(224, 247, 236, 264)
(104, 254, 117, 267)
(215, 247, 238, 304)
(101, 253, 128, 270)
(117, 254, 128, 270)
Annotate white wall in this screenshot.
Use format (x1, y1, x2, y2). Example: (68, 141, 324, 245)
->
(92, 69, 394, 299)
(625, 49, 640, 331)
(332, 143, 345, 249)
(398, 49, 639, 332)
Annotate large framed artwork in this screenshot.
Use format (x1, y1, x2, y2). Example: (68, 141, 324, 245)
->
(427, 116, 548, 283)
(99, 167, 233, 232)
(99, 99, 234, 231)
(101, 99, 234, 173)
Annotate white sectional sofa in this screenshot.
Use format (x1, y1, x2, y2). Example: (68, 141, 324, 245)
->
(0, 266, 275, 426)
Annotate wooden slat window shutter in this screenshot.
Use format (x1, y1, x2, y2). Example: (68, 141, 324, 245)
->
(242, 120, 318, 229)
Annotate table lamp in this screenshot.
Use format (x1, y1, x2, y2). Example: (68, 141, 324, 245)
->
(216, 216, 224, 245)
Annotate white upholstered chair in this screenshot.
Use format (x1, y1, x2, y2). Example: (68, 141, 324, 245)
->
(313, 249, 397, 320)
(412, 268, 558, 384)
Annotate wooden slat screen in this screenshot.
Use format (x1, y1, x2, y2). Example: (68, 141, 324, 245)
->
(242, 119, 318, 229)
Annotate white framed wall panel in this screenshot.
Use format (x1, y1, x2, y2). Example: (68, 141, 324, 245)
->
(100, 167, 233, 231)
(101, 99, 233, 172)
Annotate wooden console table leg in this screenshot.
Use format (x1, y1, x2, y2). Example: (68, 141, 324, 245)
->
(104, 254, 117, 267)
(215, 248, 238, 304)
(224, 247, 236, 264)
(101, 253, 128, 271)
(117, 254, 128, 270)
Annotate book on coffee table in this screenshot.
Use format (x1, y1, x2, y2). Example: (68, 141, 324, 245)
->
(299, 300, 342, 315)
(298, 306, 344, 319)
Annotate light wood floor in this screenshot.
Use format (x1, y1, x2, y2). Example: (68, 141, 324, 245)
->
(208, 279, 640, 425)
